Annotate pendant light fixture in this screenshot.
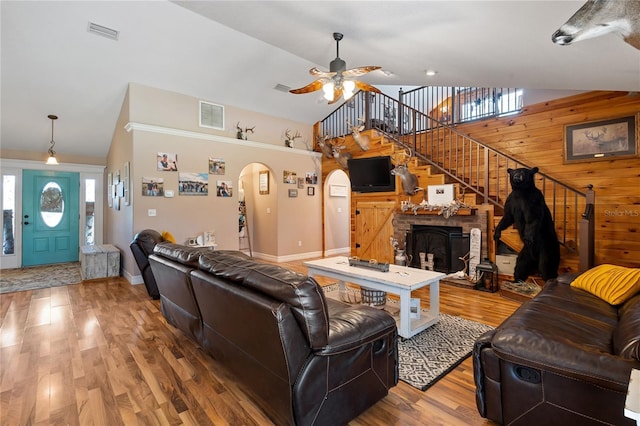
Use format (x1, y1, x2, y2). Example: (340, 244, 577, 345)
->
(46, 114, 59, 165)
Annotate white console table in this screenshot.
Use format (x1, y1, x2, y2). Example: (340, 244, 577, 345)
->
(304, 256, 445, 339)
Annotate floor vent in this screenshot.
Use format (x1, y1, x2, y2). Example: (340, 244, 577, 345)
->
(88, 22, 119, 41)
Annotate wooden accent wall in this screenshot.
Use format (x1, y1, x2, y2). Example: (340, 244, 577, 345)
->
(455, 91, 640, 268)
(318, 91, 639, 268)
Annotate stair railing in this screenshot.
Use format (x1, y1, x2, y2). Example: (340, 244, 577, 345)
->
(318, 90, 595, 271)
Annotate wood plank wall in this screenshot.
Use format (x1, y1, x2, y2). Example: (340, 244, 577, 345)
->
(316, 91, 640, 269)
(448, 91, 640, 268)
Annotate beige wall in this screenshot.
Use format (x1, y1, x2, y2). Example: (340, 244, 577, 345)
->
(106, 87, 135, 278)
(324, 169, 351, 255)
(110, 84, 322, 283)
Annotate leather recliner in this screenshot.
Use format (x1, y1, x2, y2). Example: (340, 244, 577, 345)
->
(129, 229, 164, 299)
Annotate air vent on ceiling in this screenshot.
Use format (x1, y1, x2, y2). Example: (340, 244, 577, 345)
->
(88, 22, 119, 40)
(274, 84, 291, 93)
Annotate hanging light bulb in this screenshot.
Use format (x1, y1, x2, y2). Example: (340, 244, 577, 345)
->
(342, 80, 356, 100)
(46, 114, 59, 165)
(322, 81, 335, 101)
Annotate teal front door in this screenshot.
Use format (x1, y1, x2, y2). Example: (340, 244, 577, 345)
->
(22, 170, 80, 266)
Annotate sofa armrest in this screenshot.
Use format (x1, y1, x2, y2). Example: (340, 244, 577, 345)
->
(492, 326, 640, 392)
(318, 299, 397, 355)
(294, 300, 398, 425)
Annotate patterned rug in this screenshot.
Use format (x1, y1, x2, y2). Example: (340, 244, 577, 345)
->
(322, 284, 493, 391)
(0, 262, 82, 294)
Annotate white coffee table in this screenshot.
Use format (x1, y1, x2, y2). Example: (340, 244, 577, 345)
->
(304, 256, 445, 338)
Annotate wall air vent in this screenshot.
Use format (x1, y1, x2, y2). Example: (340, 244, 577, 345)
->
(87, 22, 119, 40)
(199, 101, 225, 130)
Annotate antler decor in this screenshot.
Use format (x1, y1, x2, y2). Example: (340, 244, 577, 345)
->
(236, 122, 255, 140)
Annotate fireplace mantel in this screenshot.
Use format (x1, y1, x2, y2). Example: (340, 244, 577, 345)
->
(395, 208, 477, 216)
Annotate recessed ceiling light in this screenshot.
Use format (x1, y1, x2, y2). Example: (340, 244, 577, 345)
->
(425, 70, 437, 76)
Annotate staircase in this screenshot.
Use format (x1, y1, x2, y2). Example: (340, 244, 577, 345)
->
(317, 88, 595, 274)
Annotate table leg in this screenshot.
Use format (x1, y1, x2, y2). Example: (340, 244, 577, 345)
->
(430, 280, 440, 320)
(398, 290, 411, 339)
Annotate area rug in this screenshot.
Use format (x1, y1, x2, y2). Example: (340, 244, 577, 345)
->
(0, 262, 82, 294)
(322, 284, 493, 391)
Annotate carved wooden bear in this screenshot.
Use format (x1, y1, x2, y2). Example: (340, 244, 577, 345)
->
(494, 167, 560, 282)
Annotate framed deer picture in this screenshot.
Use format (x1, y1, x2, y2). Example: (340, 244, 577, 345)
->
(564, 115, 638, 163)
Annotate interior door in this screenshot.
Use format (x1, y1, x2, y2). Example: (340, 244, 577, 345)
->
(354, 201, 395, 263)
(22, 170, 79, 266)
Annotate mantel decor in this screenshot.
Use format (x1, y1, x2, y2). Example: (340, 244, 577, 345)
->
(564, 115, 638, 163)
(400, 199, 474, 218)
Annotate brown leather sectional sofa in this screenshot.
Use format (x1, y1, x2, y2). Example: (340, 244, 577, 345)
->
(148, 242, 398, 426)
(473, 274, 640, 425)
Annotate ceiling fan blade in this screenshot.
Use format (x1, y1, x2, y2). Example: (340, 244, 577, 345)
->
(309, 67, 336, 78)
(289, 79, 324, 94)
(328, 87, 344, 104)
(342, 66, 381, 77)
(354, 81, 382, 94)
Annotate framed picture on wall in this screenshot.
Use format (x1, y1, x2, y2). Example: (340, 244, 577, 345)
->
(329, 184, 348, 197)
(307, 186, 315, 196)
(288, 189, 298, 198)
(124, 161, 130, 206)
(564, 115, 638, 163)
(259, 170, 269, 195)
(107, 173, 113, 208)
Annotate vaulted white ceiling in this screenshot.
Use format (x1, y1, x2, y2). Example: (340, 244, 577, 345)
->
(2, 1, 639, 160)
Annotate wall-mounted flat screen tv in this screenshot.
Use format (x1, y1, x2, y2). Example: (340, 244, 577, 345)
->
(347, 156, 396, 193)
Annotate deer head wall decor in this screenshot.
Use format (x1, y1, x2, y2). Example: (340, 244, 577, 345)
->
(316, 134, 334, 159)
(552, 0, 640, 50)
(391, 148, 421, 195)
(331, 141, 352, 170)
(284, 129, 302, 148)
(236, 122, 255, 140)
(346, 118, 370, 151)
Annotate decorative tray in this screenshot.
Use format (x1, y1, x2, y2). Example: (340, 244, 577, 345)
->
(348, 257, 389, 272)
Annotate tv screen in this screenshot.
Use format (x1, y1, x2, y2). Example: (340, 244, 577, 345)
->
(347, 156, 396, 193)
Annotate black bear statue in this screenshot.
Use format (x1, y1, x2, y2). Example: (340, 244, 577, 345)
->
(494, 167, 560, 282)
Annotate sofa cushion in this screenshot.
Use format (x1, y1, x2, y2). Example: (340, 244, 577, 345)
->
(153, 242, 206, 267)
(198, 252, 330, 349)
(613, 294, 640, 360)
(571, 264, 640, 305)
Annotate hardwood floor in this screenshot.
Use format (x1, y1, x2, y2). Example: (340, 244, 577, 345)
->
(0, 259, 521, 425)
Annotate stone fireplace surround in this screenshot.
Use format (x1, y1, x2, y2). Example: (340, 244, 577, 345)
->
(393, 210, 489, 273)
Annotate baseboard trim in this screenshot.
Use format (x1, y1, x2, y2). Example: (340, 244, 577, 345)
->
(123, 269, 144, 285)
(324, 247, 350, 257)
(251, 251, 323, 263)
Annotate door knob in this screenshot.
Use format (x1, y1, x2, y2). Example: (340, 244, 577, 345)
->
(24, 214, 29, 219)
(23, 221, 30, 225)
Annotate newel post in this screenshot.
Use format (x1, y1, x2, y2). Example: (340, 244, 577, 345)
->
(579, 184, 595, 272)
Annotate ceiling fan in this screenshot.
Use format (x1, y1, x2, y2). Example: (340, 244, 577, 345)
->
(289, 32, 382, 104)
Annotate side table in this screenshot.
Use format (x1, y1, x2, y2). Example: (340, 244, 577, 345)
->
(80, 244, 120, 280)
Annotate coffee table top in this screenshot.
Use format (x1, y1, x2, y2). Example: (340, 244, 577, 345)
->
(304, 256, 445, 290)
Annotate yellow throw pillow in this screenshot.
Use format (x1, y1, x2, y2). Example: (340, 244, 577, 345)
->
(161, 231, 176, 243)
(571, 264, 640, 305)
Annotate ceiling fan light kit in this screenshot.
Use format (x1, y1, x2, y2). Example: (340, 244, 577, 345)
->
(290, 32, 381, 104)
